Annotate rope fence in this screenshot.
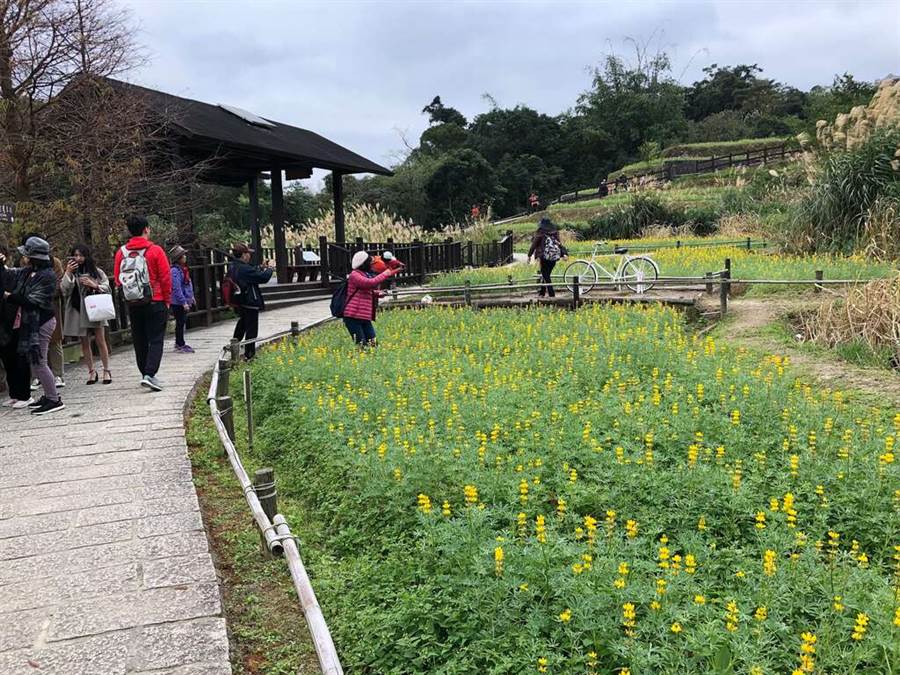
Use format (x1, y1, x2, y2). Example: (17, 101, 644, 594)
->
(207, 315, 342, 675)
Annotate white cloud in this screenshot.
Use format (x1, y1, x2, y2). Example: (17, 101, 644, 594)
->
(121, 0, 900, 192)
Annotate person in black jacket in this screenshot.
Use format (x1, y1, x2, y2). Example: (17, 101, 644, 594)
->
(228, 243, 273, 360)
(0, 237, 64, 415)
(0, 241, 32, 408)
(527, 217, 568, 298)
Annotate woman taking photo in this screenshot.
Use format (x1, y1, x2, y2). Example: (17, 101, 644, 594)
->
(342, 251, 399, 347)
(61, 243, 112, 385)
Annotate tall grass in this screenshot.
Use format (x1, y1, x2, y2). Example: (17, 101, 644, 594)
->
(262, 203, 501, 247)
(791, 128, 900, 254)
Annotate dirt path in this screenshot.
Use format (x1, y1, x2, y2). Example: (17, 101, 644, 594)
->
(714, 296, 900, 405)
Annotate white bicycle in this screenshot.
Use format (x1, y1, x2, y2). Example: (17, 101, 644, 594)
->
(563, 242, 659, 294)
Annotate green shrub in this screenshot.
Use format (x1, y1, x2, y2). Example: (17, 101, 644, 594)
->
(583, 192, 721, 239)
(661, 136, 793, 158)
(791, 128, 900, 253)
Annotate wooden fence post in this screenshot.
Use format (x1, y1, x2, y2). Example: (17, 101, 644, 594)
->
(815, 270, 823, 293)
(464, 280, 472, 306)
(318, 236, 330, 289)
(243, 368, 254, 450)
(705, 272, 713, 295)
(572, 275, 580, 310)
(724, 258, 732, 296)
(291, 320, 300, 336)
(202, 257, 213, 327)
(216, 358, 230, 399)
(355, 236, 364, 251)
(466, 241, 474, 267)
(253, 467, 277, 557)
(746, 237, 752, 251)
(230, 338, 241, 362)
(413, 239, 425, 283)
(218, 395, 235, 446)
(507, 274, 514, 298)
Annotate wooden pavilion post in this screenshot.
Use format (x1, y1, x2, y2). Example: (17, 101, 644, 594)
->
(271, 168, 288, 283)
(248, 174, 262, 265)
(332, 171, 346, 243)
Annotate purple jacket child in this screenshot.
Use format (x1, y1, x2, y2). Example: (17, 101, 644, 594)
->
(171, 264, 195, 307)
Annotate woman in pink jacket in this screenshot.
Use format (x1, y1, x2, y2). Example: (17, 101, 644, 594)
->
(343, 251, 398, 347)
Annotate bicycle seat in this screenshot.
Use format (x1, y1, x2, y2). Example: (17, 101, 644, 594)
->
(614, 247, 628, 254)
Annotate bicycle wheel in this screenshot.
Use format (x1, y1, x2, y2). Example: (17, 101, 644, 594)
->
(563, 260, 598, 295)
(621, 256, 658, 294)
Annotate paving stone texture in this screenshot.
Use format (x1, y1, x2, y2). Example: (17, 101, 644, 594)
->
(0, 300, 332, 673)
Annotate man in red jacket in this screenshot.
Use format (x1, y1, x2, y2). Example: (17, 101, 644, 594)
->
(113, 215, 172, 391)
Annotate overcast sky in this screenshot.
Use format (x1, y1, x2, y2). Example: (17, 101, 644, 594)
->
(122, 0, 900, 190)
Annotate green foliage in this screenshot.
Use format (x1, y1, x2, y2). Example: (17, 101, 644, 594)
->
(241, 306, 898, 673)
(425, 149, 500, 227)
(792, 128, 900, 252)
(583, 192, 719, 239)
(662, 137, 793, 158)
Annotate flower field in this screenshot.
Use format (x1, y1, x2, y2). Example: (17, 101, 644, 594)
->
(246, 305, 898, 673)
(431, 247, 894, 295)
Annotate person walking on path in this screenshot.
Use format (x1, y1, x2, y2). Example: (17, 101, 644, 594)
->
(342, 251, 398, 347)
(113, 215, 172, 392)
(22, 232, 65, 392)
(0, 241, 32, 408)
(61, 243, 112, 385)
(168, 245, 195, 354)
(527, 217, 568, 298)
(0, 237, 65, 415)
(228, 243, 273, 361)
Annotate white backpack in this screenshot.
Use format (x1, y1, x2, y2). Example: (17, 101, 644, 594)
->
(118, 246, 153, 304)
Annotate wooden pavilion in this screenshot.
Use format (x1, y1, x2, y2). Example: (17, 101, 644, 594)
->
(104, 78, 392, 282)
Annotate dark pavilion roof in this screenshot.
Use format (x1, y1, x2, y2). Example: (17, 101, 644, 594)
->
(104, 77, 392, 186)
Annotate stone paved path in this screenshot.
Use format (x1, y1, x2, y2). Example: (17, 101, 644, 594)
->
(0, 300, 331, 674)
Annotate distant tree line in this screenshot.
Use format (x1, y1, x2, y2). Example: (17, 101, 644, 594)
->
(326, 54, 877, 228)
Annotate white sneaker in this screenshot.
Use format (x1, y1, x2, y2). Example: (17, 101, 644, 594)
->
(11, 398, 35, 409)
(2, 398, 17, 407)
(55, 376, 65, 388)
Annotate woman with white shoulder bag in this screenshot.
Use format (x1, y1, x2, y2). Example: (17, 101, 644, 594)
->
(61, 243, 115, 385)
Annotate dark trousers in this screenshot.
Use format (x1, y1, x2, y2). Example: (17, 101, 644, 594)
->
(0, 330, 30, 401)
(129, 301, 168, 377)
(171, 305, 187, 346)
(539, 259, 556, 297)
(343, 317, 376, 346)
(233, 307, 260, 359)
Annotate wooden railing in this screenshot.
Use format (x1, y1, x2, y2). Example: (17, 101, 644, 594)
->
(320, 232, 513, 284)
(492, 143, 799, 225)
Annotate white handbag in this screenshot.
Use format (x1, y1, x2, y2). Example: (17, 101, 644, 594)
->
(84, 293, 116, 322)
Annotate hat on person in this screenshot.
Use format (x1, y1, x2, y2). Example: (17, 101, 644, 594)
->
(351, 251, 370, 270)
(538, 217, 556, 232)
(168, 245, 187, 262)
(232, 242, 255, 257)
(17, 236, 51, 261)
(382, 251, 395, 261)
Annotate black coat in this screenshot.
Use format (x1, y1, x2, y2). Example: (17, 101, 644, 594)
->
(229, 261, 273, 310)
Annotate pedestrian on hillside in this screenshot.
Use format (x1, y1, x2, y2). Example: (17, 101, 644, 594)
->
(598, 179, 609, 198)
(528, 192, 540, 211)
(0, 237, 65, 415)
(113, 215, 172, 392)
(22, 232, 65, 391)
(527, 217, 568, 298)
(0, 241, 32, 408)
(61, 243, 112, 385)
(342, 251, 398, 348)
(168, 245, 195, 354)
(228, 243, 273, 361)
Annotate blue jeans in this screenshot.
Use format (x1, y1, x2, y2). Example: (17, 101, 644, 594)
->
(343, 318, 376, 346)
